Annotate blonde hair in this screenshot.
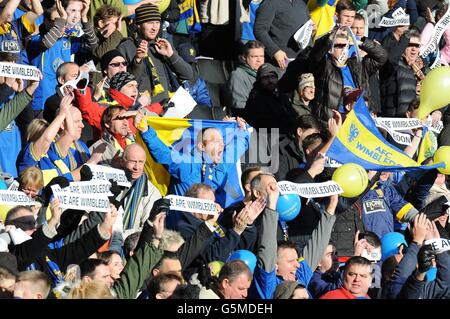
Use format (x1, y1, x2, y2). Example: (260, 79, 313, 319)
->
(159, 230, 185, 252)
(17, 270, 51, 298)
(67, 280, 113, 299)
(26, 119, 49, 143)
(19, 167, 44, 190)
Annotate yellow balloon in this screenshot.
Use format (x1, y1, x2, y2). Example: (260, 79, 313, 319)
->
(433, 146, 450, 175)
(332, 163, 369, 198)
(158, 0, 170, 13)
(208, 261, 224, 277)
(417, 66, 450, 119)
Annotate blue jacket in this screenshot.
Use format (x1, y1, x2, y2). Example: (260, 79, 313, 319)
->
(360, 180, 418, 239)
(252, 258, 313, 299)
(140, 126, 250, 207)
(182, 77, 212, 107)
(398, 250, 450, 299)
(308, 269, 343, 299)
(27, 35, 83, 111)
(382, 242, 421, 299)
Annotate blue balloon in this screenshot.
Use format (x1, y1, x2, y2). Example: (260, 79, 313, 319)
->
(122, 0, 142, 4)
(381, 232, 407, 261)
(227, 250, 257, 273)
(0, 180, 7, 190)
(276, 193, 301, 222)
(426, 267, 437, 282)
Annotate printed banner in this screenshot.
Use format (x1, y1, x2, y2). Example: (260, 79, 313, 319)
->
(294, 19, 314, 50)
(87, 164, 131, 188)
(424, 238, 450, 254)
(165, 195, 219, 215)
(378, 8, 410, 27)
(421, 5, 450, 57)
(324, 156, 342, 168)
(51, 185, 111, 213)
(66, 181, 113, 196)
(0, 62, 40, 81)
(277, 181, 343, 198)
(376, 119, 412, 146)
(373, 117, 422, 131)
(0, 190, 37, 206)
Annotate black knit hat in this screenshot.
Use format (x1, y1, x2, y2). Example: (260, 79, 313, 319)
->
(109, 72, 137, 91)
(101, 50, 126, 73)
(256, 63, 279, 81)
(135, 3, 161, 25)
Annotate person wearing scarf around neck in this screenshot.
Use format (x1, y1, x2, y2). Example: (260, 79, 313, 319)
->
(227, 40, 265, 111)
(74, 71, 164, 139)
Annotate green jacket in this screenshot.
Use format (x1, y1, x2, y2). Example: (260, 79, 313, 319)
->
(0, 90, 32, 131)
(112, 242, 163, 299)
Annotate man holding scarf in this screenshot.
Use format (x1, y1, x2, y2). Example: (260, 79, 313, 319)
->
(118, 3, 193, 103)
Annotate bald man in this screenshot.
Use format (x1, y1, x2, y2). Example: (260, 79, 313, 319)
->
(117, 143, 162, 239)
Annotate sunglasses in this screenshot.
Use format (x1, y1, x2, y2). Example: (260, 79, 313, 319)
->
(333, 43, 348, 49)
(408, 43, 420, 48)
(109, 61, 128, 68)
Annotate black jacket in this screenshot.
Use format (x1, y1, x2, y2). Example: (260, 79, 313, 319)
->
(380, 32, 425, 117)
(176, 212, 257, 279)
(11, 225, 108, 284)
(310, 34, 388, 121)
(275, 134, 306, 181)
(244, 85, 298, 135)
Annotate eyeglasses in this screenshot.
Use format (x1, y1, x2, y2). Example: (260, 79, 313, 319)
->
(408, 43, 420, 48)
(333, 43, 348, 49)
(109, 61, 128, 68)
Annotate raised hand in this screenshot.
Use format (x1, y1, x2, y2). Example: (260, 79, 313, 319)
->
(246, 197, 266, 225)
(48, 198, 63, 229)
(153, 212, 166, 241)
(81, 0, 91, 23)
(232, 208, 250, 235)
(135, 40, 149, 63)
(155, 38, 174, 57)
(412, 213, 428, 244)
(56, 0, 68, 20)
(134, 110, 148, 132)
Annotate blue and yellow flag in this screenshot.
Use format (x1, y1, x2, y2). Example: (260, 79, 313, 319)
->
(308, 0, 338, 40)
(327, 96, 444, 171)
(135, 117, 246, 207)
(417, 126, 438, 164)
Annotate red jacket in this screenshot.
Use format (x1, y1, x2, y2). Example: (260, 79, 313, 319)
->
(74, 87, 164, 135)
(320, 287, 370, 299)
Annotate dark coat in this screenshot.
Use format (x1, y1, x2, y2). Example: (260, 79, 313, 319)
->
(275, 134, 306, 181)
(11, 226, 107, 284)
(244, 85, 298, 135)
(380, 32, 426, 117)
